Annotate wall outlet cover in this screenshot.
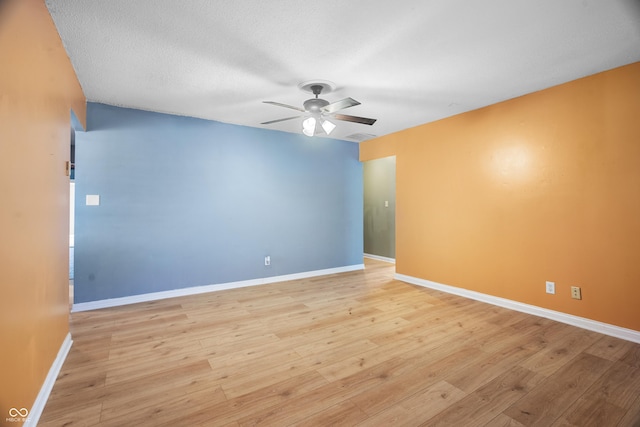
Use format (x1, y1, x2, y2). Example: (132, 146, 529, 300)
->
(571, 286, 582, 300)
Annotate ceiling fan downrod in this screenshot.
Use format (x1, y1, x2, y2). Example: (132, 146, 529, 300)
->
(310, 84, 323, 98)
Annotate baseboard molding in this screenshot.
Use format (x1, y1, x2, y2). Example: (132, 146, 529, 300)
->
(24, 333, 73, 427)
(363, 253, 396, 264)
(73, 264, 365, 312)
(395, 273, 640, 344)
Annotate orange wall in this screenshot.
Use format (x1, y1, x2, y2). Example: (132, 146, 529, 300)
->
(0, 0, 86, 421)
(361, 62, 640, 332)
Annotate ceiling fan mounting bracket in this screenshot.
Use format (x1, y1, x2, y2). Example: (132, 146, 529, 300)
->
(298, 80, 335, 96)
(311, 85, 322, 97)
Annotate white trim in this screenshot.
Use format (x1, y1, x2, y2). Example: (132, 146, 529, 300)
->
(395, 273, 640, 344)
(72, 264, 365, 312)
(363, 253, 396, 264)
(25, 333, 73, 427)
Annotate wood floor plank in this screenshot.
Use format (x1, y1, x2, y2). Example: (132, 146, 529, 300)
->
(620, 344, 640, 368)
(235, 356, 412, 426)
(104, 350, 211, 385)
(291, 400, 369, 426)
(550, 396, 627, 427)
(504, 352, 612, 426)
(519, 327, 603, 377)
(350, 346, 484, 416)
(100, 385, 228, 426)
(39, 259, 640, 426)
(617, 394, 640, 427)
(421, 365, 543, 427)
(316, 335, 427, 382)
(100, 360, 214, 411)
(582, 361, 640, 410)
(199, 332, 281, 351)
(191, 371, 329, 426)
(585, 335, 636, 362)
(37, 402, 103, 427)
(444, 341, 540, 393)
(355, 380, 467, 426)
(207, 348, 302, 385)
(484, 413, 526, 426)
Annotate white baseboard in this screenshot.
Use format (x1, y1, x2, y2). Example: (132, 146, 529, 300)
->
(395, 273, 640, 344)
(363, 253, 396, 264)
(24, 333, 73, 427)
(73, 264, 365, 312)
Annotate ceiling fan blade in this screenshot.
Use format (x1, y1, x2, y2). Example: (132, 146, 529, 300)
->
(333, 114, 377, 126)
(322, 97, 360, 113)
(263, 101, 306, 112)
(261, 115, 302, 125)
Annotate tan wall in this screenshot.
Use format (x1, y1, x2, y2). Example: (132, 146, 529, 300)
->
(0, 0, 86, 422)
(360, 62, 640, 331)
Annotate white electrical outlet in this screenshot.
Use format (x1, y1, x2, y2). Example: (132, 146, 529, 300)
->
(264, 256, 271, 266)
(546, 281, 555, 294)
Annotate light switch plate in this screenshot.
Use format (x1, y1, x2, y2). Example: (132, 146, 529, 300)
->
(86, 195, 100, 206)
(545, 281, 555, 294)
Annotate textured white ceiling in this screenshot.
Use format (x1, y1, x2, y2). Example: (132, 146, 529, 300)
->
(46, 0, 640, 142)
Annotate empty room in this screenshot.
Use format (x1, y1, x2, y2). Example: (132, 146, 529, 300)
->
(1, 1, 640, 426)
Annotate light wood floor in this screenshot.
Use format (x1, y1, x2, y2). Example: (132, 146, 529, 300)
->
(40, 259, 640, 426)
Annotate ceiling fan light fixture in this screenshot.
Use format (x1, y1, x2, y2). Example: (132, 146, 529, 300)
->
(321, 119, 336, 135)
(302, 117, 316, 136)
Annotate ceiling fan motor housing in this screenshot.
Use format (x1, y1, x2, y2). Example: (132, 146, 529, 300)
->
(303, 97, 329, 113)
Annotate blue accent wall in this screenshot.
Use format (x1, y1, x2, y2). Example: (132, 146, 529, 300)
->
(74, 103, 363, 303)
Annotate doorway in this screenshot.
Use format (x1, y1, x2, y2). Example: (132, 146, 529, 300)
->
(69, 127, 75, 304)
(363, 156, 396, 263)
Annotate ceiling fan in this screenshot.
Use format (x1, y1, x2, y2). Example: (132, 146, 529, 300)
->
(261, 81, 377, 137)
